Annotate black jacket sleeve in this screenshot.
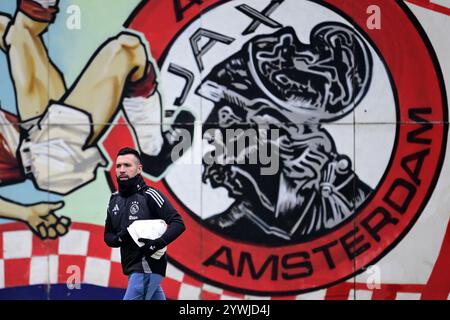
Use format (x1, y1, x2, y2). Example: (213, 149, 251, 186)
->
(145, 187, 186, 245)
(104, 197, 121, 248)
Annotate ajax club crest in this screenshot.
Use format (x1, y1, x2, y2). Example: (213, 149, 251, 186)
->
(128, 0, 447, 295)
(130, 201, 140, 215)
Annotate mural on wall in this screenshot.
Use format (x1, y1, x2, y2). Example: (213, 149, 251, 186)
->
(196, 22, 374, 244)
(0, 0, 449, 299)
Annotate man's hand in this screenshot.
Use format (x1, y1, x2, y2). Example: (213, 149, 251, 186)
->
(138, 237, 167, 256)
(117, 228, 132, 244)
(26, 202, 71, 239)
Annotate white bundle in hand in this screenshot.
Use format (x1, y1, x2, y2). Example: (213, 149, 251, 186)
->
(127, 219, 167, 259)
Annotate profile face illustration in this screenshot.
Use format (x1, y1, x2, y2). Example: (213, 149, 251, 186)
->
(196, 22, 373, 244)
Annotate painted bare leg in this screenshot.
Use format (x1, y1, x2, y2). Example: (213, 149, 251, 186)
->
(64, 32, 150, 146)
(65, 31, 195, 175)
(4, 1, 65, 121)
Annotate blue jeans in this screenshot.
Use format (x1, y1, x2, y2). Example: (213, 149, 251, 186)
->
(123, 273, 166, 300)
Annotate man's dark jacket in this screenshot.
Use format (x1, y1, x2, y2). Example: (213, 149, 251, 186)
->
(104, 175, 185, 276)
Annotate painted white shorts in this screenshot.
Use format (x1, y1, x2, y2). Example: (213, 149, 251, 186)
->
(19, 103, 106, 195)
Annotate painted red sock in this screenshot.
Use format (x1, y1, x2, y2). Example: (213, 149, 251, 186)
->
(126, 62, 157, 98)
(19, 0, 59, 23)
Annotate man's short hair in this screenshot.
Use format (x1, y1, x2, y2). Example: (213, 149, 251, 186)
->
(117, 147, 142, 163)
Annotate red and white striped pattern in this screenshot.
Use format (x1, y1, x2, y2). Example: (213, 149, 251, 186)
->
(0, 221, 449, 300)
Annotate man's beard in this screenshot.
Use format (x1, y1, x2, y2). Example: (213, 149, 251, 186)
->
(116, 174, 144, 196)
